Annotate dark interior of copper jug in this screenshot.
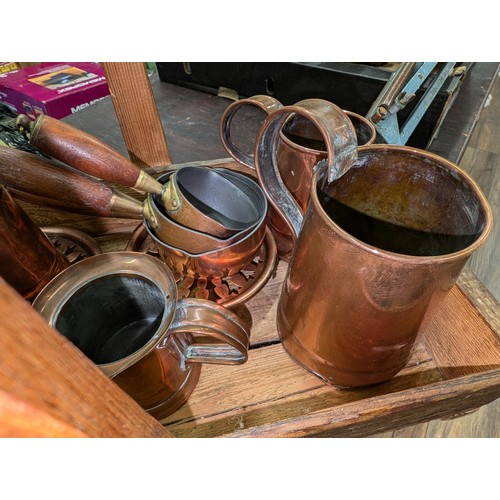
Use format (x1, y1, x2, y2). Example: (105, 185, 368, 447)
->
(317, 149, 486, 256)
(282, 113, 373, 149)
(55, 275, 165, 364)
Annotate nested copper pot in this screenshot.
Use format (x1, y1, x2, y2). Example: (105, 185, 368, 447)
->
(254, 103, 493, 388)
(33, 252, 250, 419)
(0, 185, 69, 300)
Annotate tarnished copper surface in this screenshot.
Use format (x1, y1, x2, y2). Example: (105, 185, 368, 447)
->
(220, 95, 284, 168)
(41, 226, 103, 263)
(0, 186, 69, 300)
(144, 213, 268, 281)
(257, 144, 493, 387)
(271, 110, 376, 259)
(126, 224, 278, 308)
(33, 252, 251, 420)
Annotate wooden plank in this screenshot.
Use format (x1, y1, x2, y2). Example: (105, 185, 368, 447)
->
(163, 342, 438, 437)
(0, 278, 172, 438)
(423, 286, 500, 380)
(101, 62, 172, 168)
(220, 369, 500, 438)
(0, 388, 87, 438)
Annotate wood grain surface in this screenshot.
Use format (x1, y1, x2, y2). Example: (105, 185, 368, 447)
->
(0, 277, 172, 437)
(102, 62, 172, 168)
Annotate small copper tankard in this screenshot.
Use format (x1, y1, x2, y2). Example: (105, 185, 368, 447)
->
(254, 102, 493, 388)
(33, 252, 250, 419)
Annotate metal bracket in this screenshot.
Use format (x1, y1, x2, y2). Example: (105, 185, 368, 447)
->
(366, 62, 457, 145)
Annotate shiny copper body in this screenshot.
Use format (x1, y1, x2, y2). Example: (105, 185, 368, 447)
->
(162, 166, 261, 238)
(258, 145, 493, 387)
(33, 252, 250, 419)
(127, 224, 278, 309)
(0, 186, 69, 300)
(271, 110, 376, 259)
(145, 214, 267, 280)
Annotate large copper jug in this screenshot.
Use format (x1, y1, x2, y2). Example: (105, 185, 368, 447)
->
(254, 101, 493, 387)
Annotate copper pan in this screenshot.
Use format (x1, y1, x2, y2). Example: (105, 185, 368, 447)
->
(144, 207, 267, 280)
(19, 114, 260, 238)
(144, 168, 267, 254)
(33, 252, 251, 420)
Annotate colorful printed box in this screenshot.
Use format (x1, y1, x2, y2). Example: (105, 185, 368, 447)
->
(0, 62, 109, 119)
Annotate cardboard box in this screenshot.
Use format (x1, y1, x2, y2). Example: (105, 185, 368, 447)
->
(0, 62, 109, 119)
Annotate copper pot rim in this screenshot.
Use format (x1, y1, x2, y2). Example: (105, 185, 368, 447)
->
(311, 144, 493, 264)
(144, 206, 267, 258)
(279, 109, 376, 153)
(126, 223, 278, 308)
(32, 251, 180, 377)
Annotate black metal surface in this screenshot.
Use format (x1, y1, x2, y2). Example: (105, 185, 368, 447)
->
(156, 62, 465, 149)
(62, 63, 498, 166)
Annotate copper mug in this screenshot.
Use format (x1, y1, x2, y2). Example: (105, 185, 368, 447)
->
(0, 185, 69, 300)
(254, 103, 493, 388)
(220, 95, 376, 259)
(33, 252, 250, 419)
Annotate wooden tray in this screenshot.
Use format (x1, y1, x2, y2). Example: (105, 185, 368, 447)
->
(15, 158, 500, 438)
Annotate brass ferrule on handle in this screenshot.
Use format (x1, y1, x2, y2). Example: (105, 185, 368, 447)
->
(109, 191, 144, 218)
(133, 169, 163, 196)
(142, 196, 158, 229)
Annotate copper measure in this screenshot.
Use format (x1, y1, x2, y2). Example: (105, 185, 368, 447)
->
(33, 252, 251, 419)
(220, 95, 376, 259)
(0, 185, 69, 301)
(254, 101, 493, 388)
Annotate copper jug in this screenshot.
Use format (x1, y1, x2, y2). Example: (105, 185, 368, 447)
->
(220, 95, 376, 259)
(33, 252, 250, 419)
(0, 185, 69, 300)
(254, 103, 493, 388)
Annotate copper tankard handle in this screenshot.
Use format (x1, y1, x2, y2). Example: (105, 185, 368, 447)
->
(165, 298, 250, 365)
(253, 99, 358, 241)
(220, 95, 284, 168)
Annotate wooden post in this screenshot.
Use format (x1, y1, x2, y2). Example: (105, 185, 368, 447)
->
(0, 277, 173, 438)
(101, 62, 172, 168)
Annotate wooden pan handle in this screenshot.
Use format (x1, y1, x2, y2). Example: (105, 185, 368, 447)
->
(20, 114, 163, 195)
(0, 147, 143, 218)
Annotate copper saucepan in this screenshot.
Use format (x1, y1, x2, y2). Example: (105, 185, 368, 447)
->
(17, 114, 261, 238)
(144, 167, 267, 255)
(33, 251, 251, 419)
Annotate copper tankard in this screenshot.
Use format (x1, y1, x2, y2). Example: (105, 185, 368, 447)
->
(220, 95, 376, 259)
(254, 103, 493, 388)
(33, 252, 250, 419)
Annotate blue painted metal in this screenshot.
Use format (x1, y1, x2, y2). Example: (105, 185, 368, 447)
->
(367, 62, 456, 145)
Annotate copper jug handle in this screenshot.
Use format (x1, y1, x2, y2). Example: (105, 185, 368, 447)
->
(254, 99, 358, 241)
(165, 298, 250, 365)
(220, 95, 284, 168)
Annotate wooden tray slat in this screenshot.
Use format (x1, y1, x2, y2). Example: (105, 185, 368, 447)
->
(162, 273, 500, 437)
